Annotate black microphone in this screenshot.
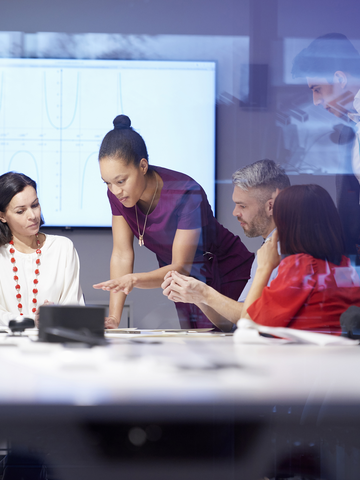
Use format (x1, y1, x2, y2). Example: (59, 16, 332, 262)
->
(8, 318, 35, 334)
(340, 306, 360, 339)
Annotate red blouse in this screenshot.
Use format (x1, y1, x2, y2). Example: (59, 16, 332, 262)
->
(247, 254, 360, 334)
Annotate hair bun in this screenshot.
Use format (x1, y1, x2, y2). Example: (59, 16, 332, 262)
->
(113, 115, 131, 130)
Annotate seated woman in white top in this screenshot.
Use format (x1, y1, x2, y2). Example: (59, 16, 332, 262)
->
(0, 172, 84, 325)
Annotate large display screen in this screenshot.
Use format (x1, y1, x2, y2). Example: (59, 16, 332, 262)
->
(0, 58, 216, 227)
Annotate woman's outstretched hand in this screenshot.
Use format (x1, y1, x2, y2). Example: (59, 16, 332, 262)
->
(93, 274, 136, 295)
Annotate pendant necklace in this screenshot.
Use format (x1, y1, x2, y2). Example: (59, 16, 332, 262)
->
(9, 234, 41, 315)
(135, 173, 159, 247)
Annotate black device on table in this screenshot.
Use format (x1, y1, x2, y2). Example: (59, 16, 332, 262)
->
(38, 305, 106, 346)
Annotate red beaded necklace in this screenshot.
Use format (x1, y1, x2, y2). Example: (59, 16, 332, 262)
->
(9, 234, 41, 316)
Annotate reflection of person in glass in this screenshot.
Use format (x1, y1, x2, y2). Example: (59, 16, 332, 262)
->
(292, 33, 360, 263)
(0, 172, 84, 325)
(242, 185, 360, 333)
(93, 115, 253, 329)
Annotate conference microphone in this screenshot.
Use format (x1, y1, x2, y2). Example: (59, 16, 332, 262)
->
(340, 306, 360, 339)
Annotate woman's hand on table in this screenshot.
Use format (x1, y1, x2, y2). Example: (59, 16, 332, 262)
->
(256, 229, 281, 273)
(104, 315, 120, 329)
(162, 271, 206, 304)
(93, 274, 136, 295)
(35, 299, 54, 327)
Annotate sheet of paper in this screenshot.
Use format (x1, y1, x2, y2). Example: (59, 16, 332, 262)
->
(234, 319, 359, 346)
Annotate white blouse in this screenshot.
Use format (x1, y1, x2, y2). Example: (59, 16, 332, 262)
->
(0, 234, 84, 325)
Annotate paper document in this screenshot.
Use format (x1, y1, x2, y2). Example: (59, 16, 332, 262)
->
(234, 319, 359, 346)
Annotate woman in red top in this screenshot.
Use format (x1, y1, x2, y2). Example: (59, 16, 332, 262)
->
(243, 184, 360, 334)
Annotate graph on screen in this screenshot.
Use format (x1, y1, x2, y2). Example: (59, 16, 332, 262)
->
(0, 58, 216, 226)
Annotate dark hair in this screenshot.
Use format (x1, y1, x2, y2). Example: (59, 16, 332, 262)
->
(232, 159, 290, 203)
(0, 172, 44, 246)
(273, 184, 345, 265)
(292, 33, 360, 81)
(98, 115, 149, 166)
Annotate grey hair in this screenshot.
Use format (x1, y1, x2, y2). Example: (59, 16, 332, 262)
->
(232, 159, 290, 194)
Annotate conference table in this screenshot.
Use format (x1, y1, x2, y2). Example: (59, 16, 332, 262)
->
(0, 328, 359, 480)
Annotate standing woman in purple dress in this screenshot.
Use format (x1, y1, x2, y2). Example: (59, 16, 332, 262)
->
(93, 115, 253, 329)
